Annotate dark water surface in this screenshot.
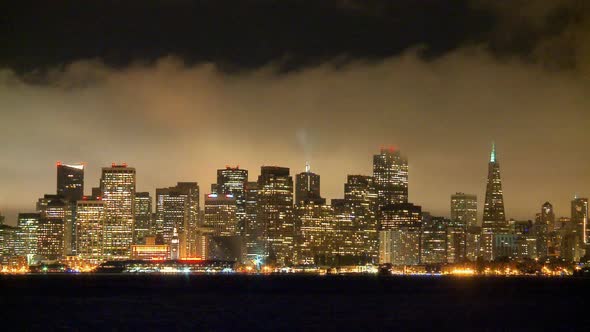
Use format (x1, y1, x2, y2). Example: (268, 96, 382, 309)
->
(0, 274, 588, 331)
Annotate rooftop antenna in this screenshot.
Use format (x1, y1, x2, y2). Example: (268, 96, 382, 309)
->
(305, 162, 310, 173)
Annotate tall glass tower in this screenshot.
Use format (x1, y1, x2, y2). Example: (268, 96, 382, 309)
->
(373, 148, 408, 208)
(481, 142, 507, 261)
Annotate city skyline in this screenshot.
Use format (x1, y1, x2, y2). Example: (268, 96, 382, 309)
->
(0, 142, 587, 224)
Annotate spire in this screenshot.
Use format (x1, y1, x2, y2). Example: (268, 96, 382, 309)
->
(305, 161, 310, 173)
(490, 141, 496, 163)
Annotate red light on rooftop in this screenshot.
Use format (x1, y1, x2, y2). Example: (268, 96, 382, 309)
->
(56, 161, 62, 167)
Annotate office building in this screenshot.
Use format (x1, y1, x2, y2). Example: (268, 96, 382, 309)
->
(215, 167, 248, 235)
(76, 199, 105, 262)
(100, 164, 136, 260)
(203, 193, 239, 237)
(134, 192, 153, 244)
(451, 193, 477, 228)
(373, 147, 408, 207)
(295, 163, 325, 205)
(257, 166, 295, 265)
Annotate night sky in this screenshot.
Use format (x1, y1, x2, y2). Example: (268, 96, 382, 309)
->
(1, 0, 589, 223)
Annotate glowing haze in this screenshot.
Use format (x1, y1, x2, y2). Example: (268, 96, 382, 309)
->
(0, 0, 589, 223)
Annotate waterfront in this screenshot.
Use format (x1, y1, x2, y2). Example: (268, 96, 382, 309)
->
(1, 274, 589, 330)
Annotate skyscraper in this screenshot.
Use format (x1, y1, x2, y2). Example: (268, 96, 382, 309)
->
(244, 181, 261, 258)
(56, 162, 85, 202)
(257, 166, 294, 265)
(373, 147, 408, 207)
(534, 202, 555, 258)
(451, 193, 477, 228)
(295, 202, 335, 265)
(571, 197, 589, 246)
(342, 175, 379, 262)
(295, 163, 324, 205)
(76, 199, 105, 262)
(215, 167, 248, 235)
(17, 213, 40, 261)
(134, 192, 153, 244)
(100, 164, 136, 260)
(37, 196, 67, 261)
(378, 203, 422, 266)
(481, 143, 507, 261)
(203, 193, 238, 237)
(421, 216, 449, 264)
(155, 182, 200, 257)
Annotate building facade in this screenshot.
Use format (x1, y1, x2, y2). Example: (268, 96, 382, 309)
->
(100, 164, 136, 260)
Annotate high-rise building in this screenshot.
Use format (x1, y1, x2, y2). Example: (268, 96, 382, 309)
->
(203, 193, 239, 237)
(342, 175, 379, 262)
(244, 181, 261, 259)
(215, 167, 248, 235)
(446, 220, 467, 263)
(379, 228, 421, 266)
(451, 193, 477, 228)
(378, 203, 422, 266)
(37, 196, 67, 261)
(76, 199, 105, 262)
(571, 197, 589, 246)
(17, 213, 40, 260)
(56, 162, 84, 202)
(134, 192, 153, 244)
(100, 164, 136, 260)
(373, 147, 408, 207)
(295, 163, 325, 205)
(421, 215, 449, 264)
(295, 202, 335, 265)
(257, 166, 294, 265)
(155, 182, 200, 257)
(379, 203, 422, 230)
(56, 162, 85, 256)
(481, 143, 508, 261)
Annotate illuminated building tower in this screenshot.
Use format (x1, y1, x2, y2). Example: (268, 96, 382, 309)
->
(76, 199, 105, 262)
(215, 167, 248, 235)
(373, 147, 408, 208)
(511, 219, 537, 259)
(134, 192, 153, 244)
(295, 163, 325, 205)
(57, 162, 85, 255)
(17, 213, 40, 260)
(533, 203, 554, 259)
(466, 226, 482, 261)
(451, 193, 478, 228)
(244, 181, 261, 258)
(481, 143, 508, 261)
(204, 193, 239, 237)
(420, 215, 449, 264)
(379, 203, 422, 230)
(571, 197, 589, 245)
(155, 182, 199, 257)
(378, 203, 422, 266)
(57, 162, 85, 202)
(295, 202, 335, 265)
(342, 175, 379, 262)
(203, 192, 244, 262)
(257, 166, 294, 265)
(170, 227, 180, 260)
(38, 194, 75, 256)
(100, 164, 136, 260)
(446, 221, 467, 263)
(37, 196, 67, 261)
